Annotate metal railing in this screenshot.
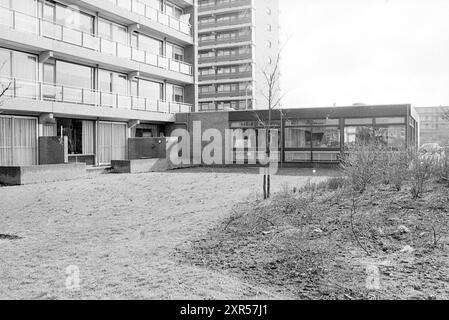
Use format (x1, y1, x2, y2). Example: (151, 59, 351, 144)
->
(0, 6, 193, 76)
(0, 77, 192, 114)
(106, 0, 192, 35)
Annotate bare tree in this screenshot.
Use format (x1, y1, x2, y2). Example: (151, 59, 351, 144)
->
(256, 49, 287, 199)
(0, 58, 11, 108)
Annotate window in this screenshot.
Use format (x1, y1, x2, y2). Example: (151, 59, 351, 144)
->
(56, 119, 94, 155)
(266, 8, 272, 15)
(285, 128, 312, 148)
(267, 24, 272, 31)
(375, 117, 405, 124)
(344, 126, 374, 146)
(54, 3, 94, 34)
(374, 126, 406, 148)
(167, 84, 184, 102)
(132, 33, 163, 55)
(98, 70, 128, 95)
(166, 43, 184, 61)
(345, 118, 373, 125)
(98, 18, 127, 44)
(312, 127, 340, 148)
(267, 40, 272, 48)
(55, 60, 94, 89)
(131, 79, 163, 100)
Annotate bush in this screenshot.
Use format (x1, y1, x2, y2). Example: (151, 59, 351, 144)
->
(408, 151, 438, 198)
(341, 143, 386, 193)
(385, 150, 410, 191)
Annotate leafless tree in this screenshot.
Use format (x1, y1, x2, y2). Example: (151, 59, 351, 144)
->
(0, 58, 11, 108)
(256, 49, 288, 199)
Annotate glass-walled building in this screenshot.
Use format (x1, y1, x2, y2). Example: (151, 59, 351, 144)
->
(0, 0, 197, 166)
(173, 104, 420, 167)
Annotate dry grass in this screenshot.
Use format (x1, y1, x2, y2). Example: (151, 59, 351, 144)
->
(181, 180, 449, 300)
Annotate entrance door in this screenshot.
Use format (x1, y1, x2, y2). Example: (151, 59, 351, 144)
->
(0, 115, 37, 166)
(98, 122, 127, 165)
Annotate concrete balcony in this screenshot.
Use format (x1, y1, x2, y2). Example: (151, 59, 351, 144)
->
(199, 35, 252, 47)
(66, 0, 193, 43)
(199, 0, 252, 14)
(0, 77, 192, 119)
(199, 16, 252, 31)
(0, 7, 193, 84)
(199, 71, 252, 82)
(199, 52, 252, 65)
(199, 90, 252, 100)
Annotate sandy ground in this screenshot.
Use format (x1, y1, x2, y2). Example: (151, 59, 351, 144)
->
(0, 167, 333, 300)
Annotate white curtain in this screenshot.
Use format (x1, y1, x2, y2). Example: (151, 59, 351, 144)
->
(42, 123, 56, 137)
(13, 117, 37, 166)
(0, 117, 13, 166)
(82, 120, 94, 154)
(98, 122, 112, 165)
(98, 122, 127, 164)
(111, 123, 127, 161)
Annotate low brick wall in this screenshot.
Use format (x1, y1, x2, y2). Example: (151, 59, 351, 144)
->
(128, 138, 167, 160)
(39, 136, 67, 165)
(0, 164, 87, 185)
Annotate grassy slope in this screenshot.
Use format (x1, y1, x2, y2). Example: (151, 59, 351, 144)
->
(180, 180, 449, 300)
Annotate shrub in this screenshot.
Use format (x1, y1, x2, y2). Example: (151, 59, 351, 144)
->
(341, 142, 386, 193)
(408, 151, 438, 198)
(385, 150, 410, 191)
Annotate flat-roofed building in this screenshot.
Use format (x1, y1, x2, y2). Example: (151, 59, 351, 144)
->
(172, 104, 420, 167)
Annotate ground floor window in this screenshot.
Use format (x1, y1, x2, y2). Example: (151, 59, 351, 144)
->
(0, 115, 37, 166)
(98, 122, 127, 165)
(56, 119, 94, 155)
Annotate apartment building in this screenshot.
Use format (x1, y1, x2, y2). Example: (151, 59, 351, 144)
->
(416, 106, 449, 146)
(0, 0, 197, 166)
(197, 0, 280, 112)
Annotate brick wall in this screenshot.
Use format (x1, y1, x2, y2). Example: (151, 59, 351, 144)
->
(128, 138, 167, 160)
(38, 137, 66, 165)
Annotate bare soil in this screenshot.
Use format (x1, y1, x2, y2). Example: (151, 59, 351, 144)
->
(0, 168, 331, 299)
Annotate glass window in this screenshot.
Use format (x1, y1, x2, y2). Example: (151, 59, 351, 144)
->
(344, 126, 374, 146)
(12, 0, 37, 15)
(98, 18, 127, 44)
(375, 117, 405, 124)
(345, 118, 373, 125)
(313, 119, 340, 126)
(98, 70, 128, 95)
(55, 4, 94, 34)
(0, 49, 11, 78)
(166, 43, 184, 61)
(167, 84, 184, 102)
(285, 119, 312, 126)
(12, 52, 37, 81)
(374, 126, 406, 148)
(134, 34, 163, 55)
(312, 127, 340, 148)
(56, 61, 93, 89)
(136, 79, 163, 100)
(56, 119, 94, 155)
(285, 127, 312, 148)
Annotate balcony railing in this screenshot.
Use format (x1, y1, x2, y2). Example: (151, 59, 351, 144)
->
(199, 34, 252, 46)
(0, 77, 192, 114)
(0, 6, 193, 76)
(106, 0, 192, 35)
(199, 0, 252, 12)
(199, 16, 252, 30)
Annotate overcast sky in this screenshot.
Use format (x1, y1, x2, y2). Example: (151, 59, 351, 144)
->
(279, 0, 449, 108)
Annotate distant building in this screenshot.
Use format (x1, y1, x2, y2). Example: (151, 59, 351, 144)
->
(197, 0, 280, 112)
(416, 107, 449, 146)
